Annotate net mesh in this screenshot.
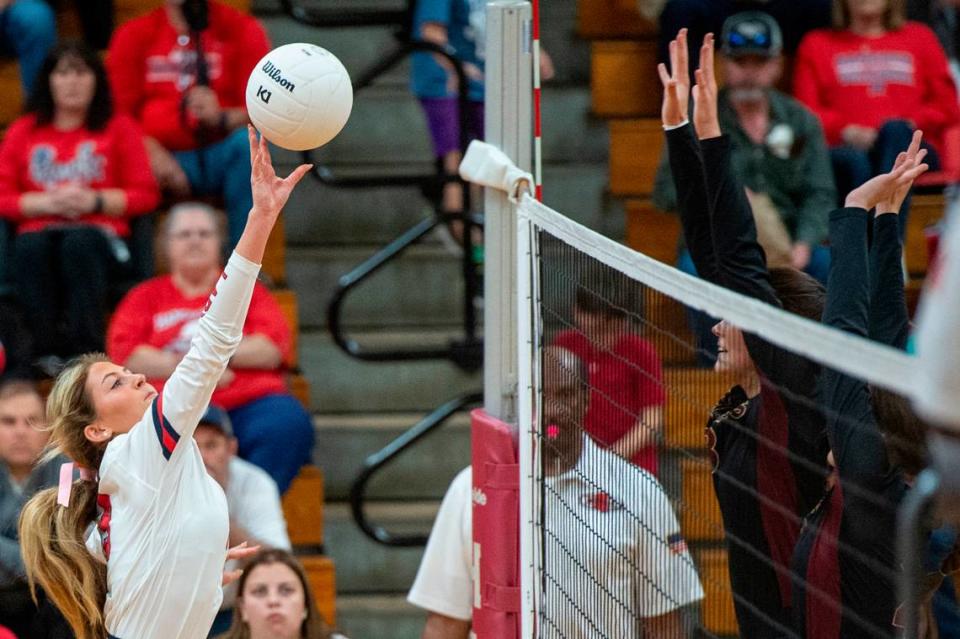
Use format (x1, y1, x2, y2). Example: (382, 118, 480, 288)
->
(517, 197, 960, 639)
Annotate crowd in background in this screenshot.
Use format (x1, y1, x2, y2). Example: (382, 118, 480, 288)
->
(0, 0, 959, 637)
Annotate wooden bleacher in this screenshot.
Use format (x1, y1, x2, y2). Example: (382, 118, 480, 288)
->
(282, 465, 337, 625)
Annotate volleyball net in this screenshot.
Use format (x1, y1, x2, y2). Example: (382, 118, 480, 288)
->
(508, 193, 951, 638)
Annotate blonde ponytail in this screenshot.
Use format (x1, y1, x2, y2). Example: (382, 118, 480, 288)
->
(18, 353, 111, 639)
(19, 481, 107, 639)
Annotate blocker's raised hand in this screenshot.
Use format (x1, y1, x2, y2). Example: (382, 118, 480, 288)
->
(657, 28, 690, 128)
(692, 34, 721, 140)
(845, 132, 929, 212)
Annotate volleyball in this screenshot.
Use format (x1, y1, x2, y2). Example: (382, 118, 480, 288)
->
(245, 43, 353, 151)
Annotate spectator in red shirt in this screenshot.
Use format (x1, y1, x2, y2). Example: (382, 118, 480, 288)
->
(106, 202, 314, 493)
(0, 42, 160, 371)
(793, 0, 960, 233)
(551, 287, 666, 475)
(107, 0, 271, 250)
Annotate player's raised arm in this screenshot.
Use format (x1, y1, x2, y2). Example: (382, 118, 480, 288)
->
(157, 129, 312, 448)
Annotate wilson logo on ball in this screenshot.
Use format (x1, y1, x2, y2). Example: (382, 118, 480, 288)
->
(261, 60, 296, 92)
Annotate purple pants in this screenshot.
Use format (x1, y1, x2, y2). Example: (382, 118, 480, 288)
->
(419, 97, 485, 157)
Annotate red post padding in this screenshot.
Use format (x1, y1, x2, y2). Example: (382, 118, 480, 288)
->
(471, 409, 521, 639)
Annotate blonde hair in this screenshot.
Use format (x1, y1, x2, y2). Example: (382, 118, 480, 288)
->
(833, 0, 906, 30)
(18, 353, 111, 639)
(218, 549, 337, 639)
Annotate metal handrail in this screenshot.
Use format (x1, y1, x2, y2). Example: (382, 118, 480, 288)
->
(325, 210, 483, 371)
(349, 391, 483, 547)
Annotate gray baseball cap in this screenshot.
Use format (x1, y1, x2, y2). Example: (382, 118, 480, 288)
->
(721, 11, 784, 58)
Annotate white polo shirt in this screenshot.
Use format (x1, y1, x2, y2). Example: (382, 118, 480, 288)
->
(408, 438, 703, 638)
(542, 437, 704, 637)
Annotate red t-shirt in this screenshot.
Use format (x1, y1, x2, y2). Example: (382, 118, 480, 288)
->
(107, 274, 290, 410)
(107, 1, 270, 151)
(793, 22, 960, 153)
(551, 330, 666, 474)
(0, 114, 159, 236)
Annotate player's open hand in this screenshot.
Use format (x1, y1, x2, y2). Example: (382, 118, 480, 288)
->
(692, 34, 721, 140)
(877, 130, 928, 215)
(845, 131, 929, 212)
(222, 541, 262, 586)
(248, 125, 312, 220)
(657, 29, 690, 128)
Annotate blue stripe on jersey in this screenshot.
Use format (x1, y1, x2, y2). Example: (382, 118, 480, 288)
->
(151, 395, 180, 460)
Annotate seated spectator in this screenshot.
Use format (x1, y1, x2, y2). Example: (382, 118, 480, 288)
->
(658, 0, 831, 72)
(217, 547, 348, 639)
(655, 12, 836, 284)
(0, 381, 70, 639)
(0, 42, 160, 373)
(408, 347, 703, 638)
(793, 0, 960, 233)
(551, 287, 666, 475)
(195, 405, 292, 636)
(107, 0, 271, 250)
(106, 202, 314, 493)
(0, 0, 55, 99)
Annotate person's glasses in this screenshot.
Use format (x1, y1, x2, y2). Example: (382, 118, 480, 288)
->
(171, 229, 216, 241)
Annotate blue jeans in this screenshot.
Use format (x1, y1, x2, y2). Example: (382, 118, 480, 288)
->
(175, 128, 253, 251)
(228, 393, 315, 494)
(830, 119, 940, 238)
(0, 0, 55, 98)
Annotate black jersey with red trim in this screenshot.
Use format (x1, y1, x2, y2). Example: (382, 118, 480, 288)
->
(666, 124, 827, 638)
(790, 209, 910, 639)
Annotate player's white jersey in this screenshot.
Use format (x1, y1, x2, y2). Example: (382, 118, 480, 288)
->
(92, 253, 259, 639)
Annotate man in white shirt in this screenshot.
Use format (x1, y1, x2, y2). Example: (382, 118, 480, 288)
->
(194, 404, 292, 636)
(408, 347, 704, 638)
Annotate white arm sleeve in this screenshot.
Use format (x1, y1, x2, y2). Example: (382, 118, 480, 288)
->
(157, 253, 259, 450)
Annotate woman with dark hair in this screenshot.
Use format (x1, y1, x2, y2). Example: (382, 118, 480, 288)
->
(793, 0, 959, 230)
(0, 41, 159, 370)
(218, 548, 348, 639)
(659, 30, 828, 637)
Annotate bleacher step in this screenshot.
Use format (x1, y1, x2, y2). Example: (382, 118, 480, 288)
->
(325, 502, 438, 593)
(286, 245, 466, 329)
(300, 330, 482, 412)
(314, 413, 470, 501)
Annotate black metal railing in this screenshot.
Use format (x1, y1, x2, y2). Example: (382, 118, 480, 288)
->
(349, 391, 483, 546)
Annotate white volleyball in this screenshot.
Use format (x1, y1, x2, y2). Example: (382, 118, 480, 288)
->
(245, 43, 353, 151)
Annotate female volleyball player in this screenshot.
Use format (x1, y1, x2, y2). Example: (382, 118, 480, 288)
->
(658, 30, 828, 637)
(790, 135, 930, 639)
(16, 126, 312, 639)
